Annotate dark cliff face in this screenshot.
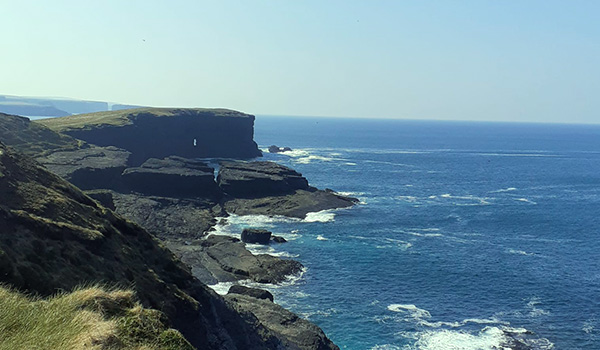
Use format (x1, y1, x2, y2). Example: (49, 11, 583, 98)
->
(0, 142, 279, 350)
(38, 108, 262, 166)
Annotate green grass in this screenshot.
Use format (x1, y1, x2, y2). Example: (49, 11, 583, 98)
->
(37, 107, 250, 133)
(0, 285, 194, 350)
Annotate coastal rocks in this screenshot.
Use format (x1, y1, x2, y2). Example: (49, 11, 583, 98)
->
(0, 142, 283, 350)
(107, 190, 219, 239)
(218, 161, 310, 197)
(218, 161, 357, 218)
(268, 145, 292, 153)
(121, 156, 221, 199)
(226, 294, 340, 350)
(224, 188, 358, 219)
(171, 235, 303, 285)
(241, 228, 272, 244)
(38, 145, 130, 190)
(37, 108, 262, 165)
(228, 285, 274, 302)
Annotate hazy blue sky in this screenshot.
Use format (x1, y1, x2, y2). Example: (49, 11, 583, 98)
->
(2, 1, 599, 123)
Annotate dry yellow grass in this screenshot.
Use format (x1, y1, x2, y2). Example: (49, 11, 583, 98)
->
(0, 285, 194, 350)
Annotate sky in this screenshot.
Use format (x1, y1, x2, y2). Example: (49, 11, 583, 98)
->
(1, 1, 599, 123)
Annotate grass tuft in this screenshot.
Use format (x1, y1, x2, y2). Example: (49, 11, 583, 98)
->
(0, 285, 194, 350)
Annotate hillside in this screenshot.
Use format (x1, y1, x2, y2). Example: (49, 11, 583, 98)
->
(0, 112, 83, 156)
(0, 142, 280, 349)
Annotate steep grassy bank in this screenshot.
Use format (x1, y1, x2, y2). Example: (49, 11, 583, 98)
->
(0, 285, 193, 350)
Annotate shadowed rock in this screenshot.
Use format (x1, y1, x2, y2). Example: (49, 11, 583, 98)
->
(218, 161, 310, 198)
(37, 108, 262, 165)
(226, 294, 340, 350)
(171, 235, 303, 285)
(228, 285, 274, 302)
(242, 228, 272, 244)
(121, 156, 221, 199)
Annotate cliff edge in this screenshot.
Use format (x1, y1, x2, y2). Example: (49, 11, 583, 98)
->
(37, 108, 262, 165)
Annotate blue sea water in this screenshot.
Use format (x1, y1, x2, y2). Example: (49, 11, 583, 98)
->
(213, 117, 600, 350)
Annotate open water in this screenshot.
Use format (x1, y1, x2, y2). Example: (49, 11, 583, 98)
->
(211, 116, 600, 350)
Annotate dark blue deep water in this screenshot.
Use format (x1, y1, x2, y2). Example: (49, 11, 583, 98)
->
(213, 117, 600, 350)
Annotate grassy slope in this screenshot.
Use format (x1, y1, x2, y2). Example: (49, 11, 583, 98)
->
(0, 285, 193, 350)
(0, 113, 84, 156)
(37, 107, 252, 133)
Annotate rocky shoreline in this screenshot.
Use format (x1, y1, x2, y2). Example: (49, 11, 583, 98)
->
(0, 109, 355, 350)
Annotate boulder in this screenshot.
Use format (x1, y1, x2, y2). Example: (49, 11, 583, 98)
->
(218, 161, 310, 197)
(242, 228, 272, 244)
(228, 285, 274, 302)
(271, 235, 287, 243)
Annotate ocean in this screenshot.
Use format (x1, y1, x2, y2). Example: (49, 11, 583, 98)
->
(211, 116, 600, 350)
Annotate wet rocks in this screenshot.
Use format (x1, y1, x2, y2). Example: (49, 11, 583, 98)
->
(241, 228, 272, 244)
(268, 145, 292, 153)
(171, 235, 303, 285)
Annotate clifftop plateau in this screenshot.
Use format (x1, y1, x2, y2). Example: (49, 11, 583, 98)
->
(37, 108, 261, 165)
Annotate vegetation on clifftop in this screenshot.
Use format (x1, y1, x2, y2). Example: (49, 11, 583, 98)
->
(0, 285, 193, 350)
(36, 107, 253, 133)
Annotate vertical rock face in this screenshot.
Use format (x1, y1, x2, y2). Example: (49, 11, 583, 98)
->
(38, 108, 262, 165)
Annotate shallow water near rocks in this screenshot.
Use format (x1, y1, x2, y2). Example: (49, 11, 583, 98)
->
(219, 117, 600, 350)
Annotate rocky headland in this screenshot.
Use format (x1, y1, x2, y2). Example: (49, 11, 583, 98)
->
(0, 108, 353, 349)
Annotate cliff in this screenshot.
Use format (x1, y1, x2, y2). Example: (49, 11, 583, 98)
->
(37, 108, 262, 165)
(0, 142, 281, 349)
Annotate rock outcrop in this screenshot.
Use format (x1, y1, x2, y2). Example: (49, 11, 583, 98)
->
(121, 156, 221, 199)
(268, 145, 292, 153)
(171, 235, 303, 285)
(242, 228, 272, 244)
(38, 145, 130, 190)
(219, 161, 358, 218)
(226, 294, 340, 350)
(0, 142, 283, 350)
(37, 108, 262, 165)
(218, 161, 310, 197)
(228, 285, 274, 302)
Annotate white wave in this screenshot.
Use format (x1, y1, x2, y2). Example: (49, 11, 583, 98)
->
(207, 281, 235, 296)
(316, 235, 328, 241)
(345, 162, 357, 166)
(397, 195, 419, 203)
(278, 149, 311, 157)
(490, 187, 517, 193)
(404, 231, 443, 238)
(413, 327, 509, 350)
(507, 248, 536, 256)
(527, 297, 550, 317)
(369, 345, 402, 350)
(462, 318, 509, 326)
(582, 320, 595, 334)
(335, 191, 366, 197)
(387, 304, 432, 319)
(296, 155, 336, 164)
(304, 210, 336, 222)
(437, 193, 491, 205)
(515, 198, 537, 204)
